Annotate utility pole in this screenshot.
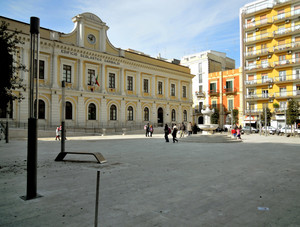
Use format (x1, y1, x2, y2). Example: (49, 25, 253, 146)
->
(265, 107, 267, 137)
(22, 17, 41, 200)
(61, 81, 66, 153)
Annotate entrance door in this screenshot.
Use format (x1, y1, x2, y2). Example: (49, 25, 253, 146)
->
(198, 116, 203, 124)
(157, 108, 163, 126)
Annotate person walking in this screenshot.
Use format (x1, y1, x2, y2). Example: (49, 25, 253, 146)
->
(145, 123, 150, 137)
(237, 126, 242, 140)
(55, 126, 60, 141)
(164, 124, 170, 142)
(180, 122, 186, 138)
(149, 125, 153, 137)
(187, 122, 192, 136)
(172, 124, 178, 143)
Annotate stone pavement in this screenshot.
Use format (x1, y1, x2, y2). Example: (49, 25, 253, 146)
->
(0, 133, 300, 226)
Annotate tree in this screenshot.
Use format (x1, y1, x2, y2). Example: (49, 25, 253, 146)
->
(211, 108, 219, 124)
(232, 109, 239, 125)
(261, 107, 272, 126)
(0, 21, 26, 117)
(286, 99, 299, 131)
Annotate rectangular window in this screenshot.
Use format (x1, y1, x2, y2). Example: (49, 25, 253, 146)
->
(279, 71, 286, 81)
(198, 63, 202, 73)
(212, 100, 217, 109)
(199, 74, 202, 83)
(158, 81, 163, 95)
(261, 73, 268, 83)
(210, 83, 216, 92)
(199, 102, 203, 111)
(109, 73, 115, 88)
(39, 60, 45, 79)
(279, 87, 287, 96)
(171, 84, 175, 96)
(127, 76, 133, 91)
(143, 79, 149, 93)
(63, 65, 72, 83)
(88, 69, 95, 85)
(226, 80, 233, 92)
(183, 86, 187, 98)
(228, 99, 233, 111)
(199, 85, 203, 92)
(262, 89, 269, 98)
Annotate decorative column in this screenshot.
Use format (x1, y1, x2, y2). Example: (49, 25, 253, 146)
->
(120, 99, 126, 126)
(166, 103, 170, 123)
(100, 64, 106, 93)
(77, 95, 85, 127)
(152, 75, 156, 98)
(137, 72, 141, 97)
(51, 48, 58, 88)
(100, 98, 107, 127)
(152, 103, 157, 124)
(136, 101, 142, 122)
(78, 59, 83, 91)
(165, 78, 169, 100)
(178, 105, 182, 123)
(177, 80, 181, 101)
(120, 68, 125, 95)
(51, 91, 60, 126)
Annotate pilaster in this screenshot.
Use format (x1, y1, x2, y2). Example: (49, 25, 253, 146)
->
(77, 95, 85, 127)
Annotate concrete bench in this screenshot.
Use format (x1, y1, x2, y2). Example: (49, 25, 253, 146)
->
(55, 152, 107, 164)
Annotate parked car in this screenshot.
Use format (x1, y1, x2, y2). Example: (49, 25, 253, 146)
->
(241, 126, 259, 134)
(261, 126, 277, 135)
(278, 126, 300, 136)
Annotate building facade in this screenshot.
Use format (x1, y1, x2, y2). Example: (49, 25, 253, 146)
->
(208, 68, 243, 127)
(180, 50, 235, 124)
(240, 0, 300, 128)
(0, 13, 194, 129)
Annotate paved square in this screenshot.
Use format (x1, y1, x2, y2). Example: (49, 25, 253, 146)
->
(1, 133, 300, 226)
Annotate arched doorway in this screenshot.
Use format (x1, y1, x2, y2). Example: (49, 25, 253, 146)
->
(198, 116, 203, 124)
(157, 107, 163, 126)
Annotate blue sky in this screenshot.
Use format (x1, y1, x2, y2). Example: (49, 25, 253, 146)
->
(0, 0, 251, 67)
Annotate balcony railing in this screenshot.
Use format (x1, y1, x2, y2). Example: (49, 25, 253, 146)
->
(243, 2, 273, 15)
(245, 62, 272, 71)
(273, 58, 300, 68)
(208, 90, 219, 96)
(274, 73, 300, 82)
(245, 32, 273, 43)
(245, 78, 274, 85)
(244, 17, 273, 29)
(245, 47, 272, 57)
(223, 88, 237, 94)
(274, 90, 297, 98)
(273, 41, 300, 52)
(273, 9, 300, 21)
(195, 91, 205, 97)
(246, 93, 272, 99)
(274, 25, 300, 36)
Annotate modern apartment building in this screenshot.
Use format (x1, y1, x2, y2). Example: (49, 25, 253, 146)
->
(0, 13, 194, 129)
(240, 0, 300, 128)
(208, 68, 243, 127)
(180, 51, 235, 124)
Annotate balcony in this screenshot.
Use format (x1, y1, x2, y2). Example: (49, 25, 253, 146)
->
(273, 9, 300, 24)
(245, 78, 274, 87)
(245, 109, 260, 115)
(245, 93, 273, 101)
(274, 90, 296, 99)
(244, 18, 273, 31)
(245, 33, 273, 45)
(274, 73, 300, 83)
(273, 58, 300, 69)
(223, 88, 237, 95)
(195, 91, 205, 98)
(208, 90, 220, 96)
(243, 2, 273, 16)
(273, 41, 300, 53)
(274, 25, 300, 38)
(274, 0, 294, 8)
(245, 47, 273, 59)
(245, 62, 273, 73)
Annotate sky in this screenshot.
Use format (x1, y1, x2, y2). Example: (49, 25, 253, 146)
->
(0, 0, 251, 68)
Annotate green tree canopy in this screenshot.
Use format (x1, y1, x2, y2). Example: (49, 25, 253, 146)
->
(286, 99, 299, 126)
(232, 108, 239, 125)
(261, 107, 272, 126)
(0, 21, 26, 116)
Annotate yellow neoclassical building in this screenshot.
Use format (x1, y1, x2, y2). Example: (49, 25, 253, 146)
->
(1, 13, 194, 129)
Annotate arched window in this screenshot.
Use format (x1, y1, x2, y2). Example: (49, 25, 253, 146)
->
(171, 109, 176, 121)
(88, 103, 96, 120)
(34, 99, 45, 119)
(183, 110, 187, 121)
(127, 106, 133, 121)
(144, 107, 149, 121)
(110, 104, 117, 120)
(65, 101, 72, 120)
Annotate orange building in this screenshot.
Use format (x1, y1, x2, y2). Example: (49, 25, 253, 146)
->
(208, 68, 243, 127)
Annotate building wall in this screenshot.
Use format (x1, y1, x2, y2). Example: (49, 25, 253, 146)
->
(181, 50, 235, 125)
(1, 13, 194, 128)
(241, 0, 300, 128)
(208, 68, 243, 127)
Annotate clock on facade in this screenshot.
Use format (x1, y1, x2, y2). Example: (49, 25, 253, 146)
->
(87, 34, 96, 44)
